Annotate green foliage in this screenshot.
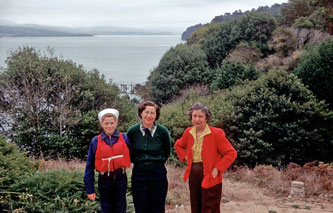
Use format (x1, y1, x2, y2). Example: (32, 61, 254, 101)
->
(187, 23, 222, 47)
(202, 21, 236, 68)
(293, 16, 315, 29)
(294, 38, 333, 109)
(0, 136, 38, 189)
(279, 0, 332, 34)
(231, 12, 277, 45)
(279, 0, 313, 26)
(217, 70, 333, 167)
(160, 69, 333, 167)
(2, 170, 100, 212)
(210, 61, 259, 91)
(149, 44, 211, 104)
(0, 47, 137, 159)
(203, 12, 276, 68)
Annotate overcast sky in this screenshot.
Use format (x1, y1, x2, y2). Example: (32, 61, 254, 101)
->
(0, 0, 288, 33)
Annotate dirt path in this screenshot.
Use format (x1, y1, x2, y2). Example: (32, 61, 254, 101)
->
(167, 178, 333, 213)
(221, 178, 333, 213)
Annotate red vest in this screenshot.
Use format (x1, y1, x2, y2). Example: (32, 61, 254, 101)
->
(95, 133, 130, 172)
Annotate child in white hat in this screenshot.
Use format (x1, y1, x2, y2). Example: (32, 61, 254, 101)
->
(84, 108, 131, 213)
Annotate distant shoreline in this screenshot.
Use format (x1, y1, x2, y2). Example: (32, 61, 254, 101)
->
(0, 25, 177, 38)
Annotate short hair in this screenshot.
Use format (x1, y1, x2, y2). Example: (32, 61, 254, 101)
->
(101, 113, 117, 122)
(138, 101, 160, 120)
(188, 102, 211, 121)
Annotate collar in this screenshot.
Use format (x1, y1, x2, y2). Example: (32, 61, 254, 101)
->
(100, 129, 120, 141)
(189, 124, 211, 139)
(140, 123, 157, 137)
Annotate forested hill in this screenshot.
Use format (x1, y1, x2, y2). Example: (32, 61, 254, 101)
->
(181, 3, 284, 40)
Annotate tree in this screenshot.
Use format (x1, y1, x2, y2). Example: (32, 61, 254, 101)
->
(293, 38, 333, 109)
(0, 47, 136, 159)
(202, 21, 235, 68)
(187, 22, 222, 47)
(203, 12, 276, 68)
(230, 12, 277, 45)
(149, 44, 211, 104)
(279, 0, 313, 26)
(279, 0, 333, 34)
(210, 61, 259, 91)
(216, 69, 333, 166)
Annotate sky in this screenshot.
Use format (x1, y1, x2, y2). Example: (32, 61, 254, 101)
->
(0, 0, 288, 33)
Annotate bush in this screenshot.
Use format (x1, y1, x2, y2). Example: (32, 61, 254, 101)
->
(2, 170, 100, 212)
(149, 44, 211, 104)
(269, 27, 297, 57)
(294, 38, 333, 109)
(216, 69, 333, 167)
(0, 137, 38, 190)
(293, 17, 314, 29)
(210, 61, 259, 91)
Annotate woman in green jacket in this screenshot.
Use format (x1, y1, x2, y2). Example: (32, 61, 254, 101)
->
(127, 101, 171, 213)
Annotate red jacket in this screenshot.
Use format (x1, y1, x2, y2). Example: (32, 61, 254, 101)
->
(175, 126, 237, 188)
(95, 133, 130, 172)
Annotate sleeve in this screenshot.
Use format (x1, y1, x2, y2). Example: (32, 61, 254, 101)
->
(121, 133, 131, 167)
(163, 127, 171, 161)
(122, 133, 132, 151)
(174, 129, 189, 162)
(214, 129, 237, 173)
(126, 127, 135, 163)
(83, 137, 97, 194)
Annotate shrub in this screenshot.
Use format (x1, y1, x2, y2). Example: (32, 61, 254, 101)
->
(294, 38, 333, 109)
(210, 61, 259, 91)
(269, 27, 297, 57)
(0, 137, 38, 190)
(2, 170, 100, 212)
(293, 17, 314, 29)
(216, 69, 333, 167)
(149, 44, 211, 104)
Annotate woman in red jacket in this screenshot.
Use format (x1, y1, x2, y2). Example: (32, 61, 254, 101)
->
(175, 102, 237, 213)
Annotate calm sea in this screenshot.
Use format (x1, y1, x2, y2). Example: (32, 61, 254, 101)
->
(0, 35, 182, 84)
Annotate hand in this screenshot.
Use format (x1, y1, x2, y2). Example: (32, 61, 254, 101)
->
(87, 193, 96, 201)
(185, 156, 187, 161)
(212, 167, 218, 178)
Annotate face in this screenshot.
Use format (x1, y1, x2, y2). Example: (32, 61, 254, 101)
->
(101, 116, 118, 136)
(191, 110, 207, 131)
(141, 106, 157, 128)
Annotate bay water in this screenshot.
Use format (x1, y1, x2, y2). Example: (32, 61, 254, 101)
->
(0, 35, 182, 84)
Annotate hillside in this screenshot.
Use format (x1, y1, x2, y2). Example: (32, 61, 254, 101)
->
(181, 3, 284, 40)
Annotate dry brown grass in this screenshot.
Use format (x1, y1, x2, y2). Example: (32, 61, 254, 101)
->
(226, 161, 333, 198)
(37, 158, 86, 171)
(166, 165, 190, 209)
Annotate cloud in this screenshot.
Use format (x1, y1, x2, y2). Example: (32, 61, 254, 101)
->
(0, 0, 288, 31)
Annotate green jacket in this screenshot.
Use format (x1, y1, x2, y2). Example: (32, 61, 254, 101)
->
(127, 123, 171, 169)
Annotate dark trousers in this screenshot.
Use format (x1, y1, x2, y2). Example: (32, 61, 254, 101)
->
(98, 170, 127, 213)
(131, 165, 168, 213)
(189, 162, 222, 213)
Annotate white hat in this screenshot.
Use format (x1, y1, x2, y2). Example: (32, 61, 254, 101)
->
(98, 108, 119, 122)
